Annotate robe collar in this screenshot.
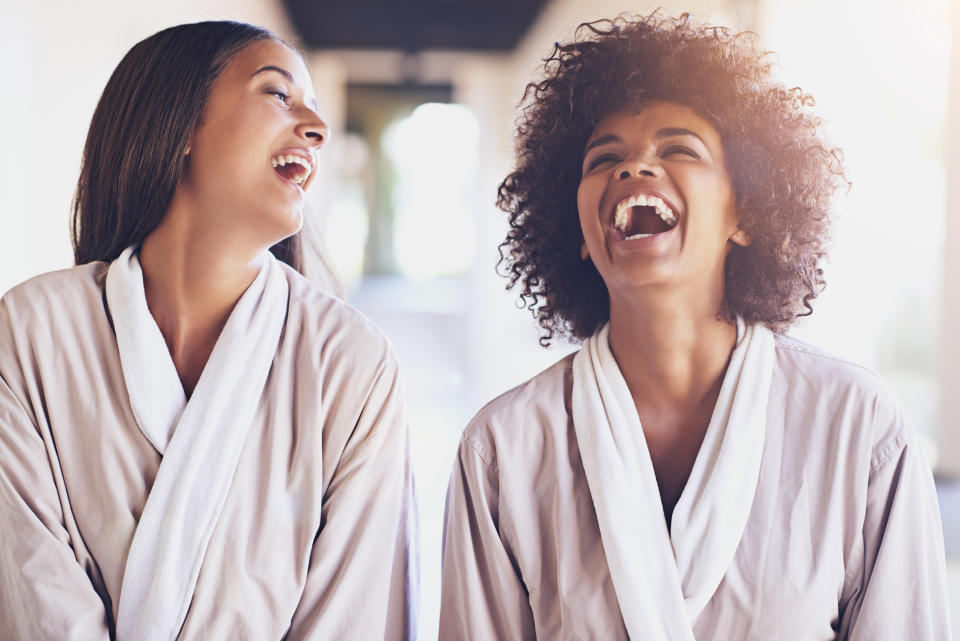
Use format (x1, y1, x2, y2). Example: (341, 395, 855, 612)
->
(571, 318, 776, 639)
(106, 245, 289, 640)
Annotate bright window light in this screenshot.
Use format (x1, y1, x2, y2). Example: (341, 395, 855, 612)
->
(383, 102, 480, 277)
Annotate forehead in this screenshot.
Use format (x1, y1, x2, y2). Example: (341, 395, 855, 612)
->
(222, 39, 314, 94)
(588, 100, 722, 146)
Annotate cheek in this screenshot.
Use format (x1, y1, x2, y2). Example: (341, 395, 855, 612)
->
(719, 187, 740, 235)
(691, 174, 739, 236)
(576, 177, 602, 228)
(576, 186, 588, 227)
(191, 133, 247, 183)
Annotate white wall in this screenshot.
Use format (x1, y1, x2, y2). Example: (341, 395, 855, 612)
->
(752, 0, 950, 467)
(941, 0, 960, 474)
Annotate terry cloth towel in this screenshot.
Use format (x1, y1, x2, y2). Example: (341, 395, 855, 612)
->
(107, 246, 288, 641)
(571, 318, 775, 640)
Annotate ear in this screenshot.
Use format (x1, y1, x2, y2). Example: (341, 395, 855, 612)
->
(730, 227, 751, 247)
(580, 243, 590, 261)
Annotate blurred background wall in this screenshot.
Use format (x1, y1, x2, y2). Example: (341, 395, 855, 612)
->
(1, 0, 957, 635)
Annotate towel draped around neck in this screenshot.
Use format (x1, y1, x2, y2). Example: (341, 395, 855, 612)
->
(106, 246, 289, 641)
(571, 319, 775, 640)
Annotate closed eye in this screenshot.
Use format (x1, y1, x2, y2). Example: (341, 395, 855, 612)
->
(662, 145, 700, 159)
(585, 153, 622, 172)
(266, 88, 290, 104)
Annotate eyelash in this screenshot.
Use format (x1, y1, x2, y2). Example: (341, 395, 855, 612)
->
(586, 153, 621, 171)
(585, 145, 701, 171)
(267, 87, 290, 104)
(663, 145, 700, 159)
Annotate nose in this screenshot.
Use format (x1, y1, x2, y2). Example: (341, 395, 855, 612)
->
(616, 155, 660, 180)
(296, 110, 331, 149)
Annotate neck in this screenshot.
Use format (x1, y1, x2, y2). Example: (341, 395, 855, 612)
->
(138, 196, 266, 395)
(607, 289, 736, 419)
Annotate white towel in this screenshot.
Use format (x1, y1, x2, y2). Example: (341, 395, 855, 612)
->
(106, 246, 289, 641)
(571, 318, 775, 640)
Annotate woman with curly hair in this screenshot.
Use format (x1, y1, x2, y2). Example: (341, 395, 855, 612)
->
(439, 13, 950, 640)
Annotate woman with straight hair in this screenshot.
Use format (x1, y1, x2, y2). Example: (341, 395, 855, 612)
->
(0, 21, 416, 640)
(439, 13, 950, 640)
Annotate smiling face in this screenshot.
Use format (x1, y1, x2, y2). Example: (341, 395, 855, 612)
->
(577, 100, 748, 309)
(177, 38, 329, 251)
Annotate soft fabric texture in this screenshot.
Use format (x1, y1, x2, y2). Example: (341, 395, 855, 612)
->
(440, 327, 951, 640)
(107, 247, 288, 640)
(571, 319, 774, 640)
(0, 252, 417, 641)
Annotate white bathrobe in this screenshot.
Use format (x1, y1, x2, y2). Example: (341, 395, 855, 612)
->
(439, 324, 951, 640)
(0, 250, 417, 641)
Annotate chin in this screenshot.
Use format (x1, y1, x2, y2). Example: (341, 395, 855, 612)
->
(247, 210, 304, 254)
(273, 207, 305, 236)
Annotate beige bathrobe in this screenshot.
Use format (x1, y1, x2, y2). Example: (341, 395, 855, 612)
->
(440, 328, 951, 640)
(0, 255, 416, 641)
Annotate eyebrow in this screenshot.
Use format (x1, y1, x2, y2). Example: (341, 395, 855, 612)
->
(654, 127, 705, 144)
(584, 127, 706, 154)
(584, 134, 621, 154)
(251, 65, 320, 111)
(252, 64, 294, 81)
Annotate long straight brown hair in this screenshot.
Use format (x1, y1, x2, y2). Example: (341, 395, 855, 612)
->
(71, 21, 302, 271)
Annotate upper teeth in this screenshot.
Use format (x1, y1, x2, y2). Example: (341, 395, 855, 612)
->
(614, 194, 677, 234)
(272, 154, 312, 184)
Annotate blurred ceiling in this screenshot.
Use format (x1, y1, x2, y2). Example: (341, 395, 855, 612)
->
(283, 0, 549, 52)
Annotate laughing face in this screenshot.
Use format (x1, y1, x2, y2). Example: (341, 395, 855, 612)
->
(178, 38, 329, 249)
(577, 100, 749, 306)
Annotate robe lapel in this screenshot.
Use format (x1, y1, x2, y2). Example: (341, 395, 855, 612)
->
(572, 323, 694, 641)
(669, 318, 775, 619)
(571, 319, 775, 639)
(105, 246, 186, 453)
(106, 246, 289, 641)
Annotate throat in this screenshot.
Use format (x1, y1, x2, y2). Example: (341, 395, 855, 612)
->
(161, 318, 228, 398)
(616, 204, 675, 237)
(640, 413, 713, 528)
(274, 163, 304, 184)
(629, 205, 672, 235)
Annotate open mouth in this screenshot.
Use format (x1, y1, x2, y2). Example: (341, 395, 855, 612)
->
(613, 194, 678, 239)
(272, 154, 312, 186)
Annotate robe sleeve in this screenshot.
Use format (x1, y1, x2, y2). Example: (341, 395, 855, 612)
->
(837, 421, 953, 640)
(438, 434, 537, 641)
(284, 350, 418, 641)
(0, 388, 112, 640)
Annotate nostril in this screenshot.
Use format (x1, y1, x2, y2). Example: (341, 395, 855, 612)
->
(619, 170, 630, 179)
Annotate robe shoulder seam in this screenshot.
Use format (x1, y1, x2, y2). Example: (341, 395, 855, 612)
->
(868, 429, 907, 477)
(775, 335, 872, 373)
(0, 377, 38, 433)
(774, 334, 903, 403)
(459, 356, 573, 463)
(460, 436, 494, 468)
(465, 355, 575, 426)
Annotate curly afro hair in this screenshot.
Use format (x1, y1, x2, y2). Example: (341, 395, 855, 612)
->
(496, 12, 847, 345)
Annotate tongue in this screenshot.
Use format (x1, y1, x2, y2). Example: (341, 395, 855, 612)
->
(628, 205, 671, 235)
(275, 163, 301, 182)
